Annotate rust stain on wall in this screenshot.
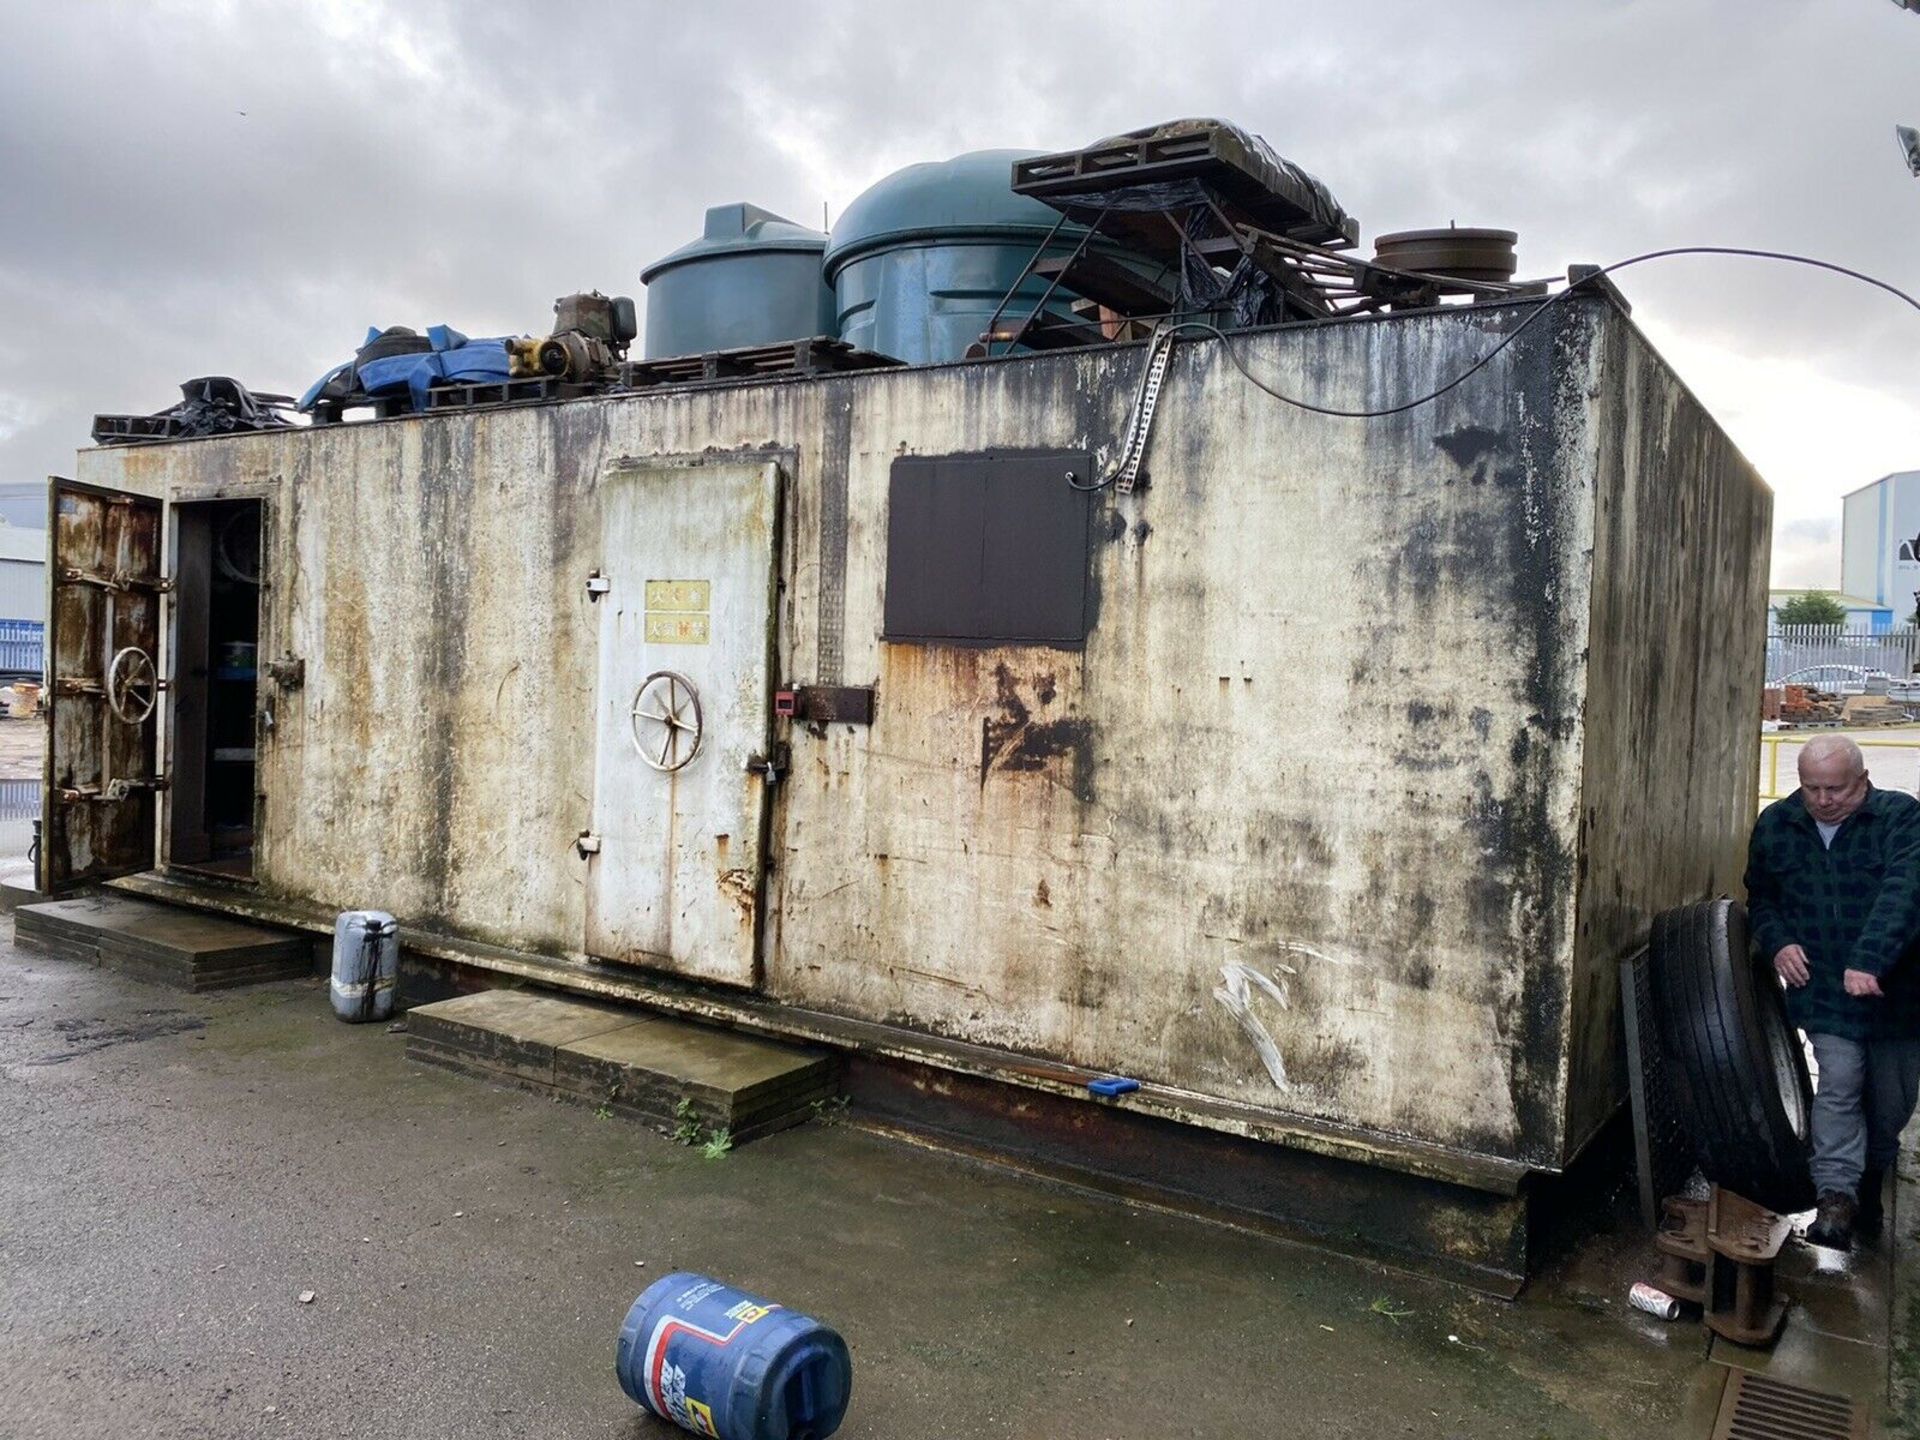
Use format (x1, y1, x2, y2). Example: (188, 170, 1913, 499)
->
(979, 662, 1095, 803)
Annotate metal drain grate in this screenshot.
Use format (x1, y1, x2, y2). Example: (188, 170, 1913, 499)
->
(1711, 1371, 1865, 1440)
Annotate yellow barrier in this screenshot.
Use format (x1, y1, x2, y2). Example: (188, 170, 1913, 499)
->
(1757, 733, 1920, 805)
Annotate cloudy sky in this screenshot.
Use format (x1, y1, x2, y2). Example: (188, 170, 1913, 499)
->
(2, 1, 1916, 583)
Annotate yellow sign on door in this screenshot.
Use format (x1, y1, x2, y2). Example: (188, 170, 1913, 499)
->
(645, 579, 710, 644)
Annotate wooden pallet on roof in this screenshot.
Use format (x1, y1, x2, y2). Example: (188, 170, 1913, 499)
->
(618, 336, 903, 391)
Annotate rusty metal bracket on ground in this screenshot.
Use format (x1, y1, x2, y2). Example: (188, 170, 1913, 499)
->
(1652, 1187, 1791, 1347)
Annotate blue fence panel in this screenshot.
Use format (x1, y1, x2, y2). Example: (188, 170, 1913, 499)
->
(0, 620, 43, 676)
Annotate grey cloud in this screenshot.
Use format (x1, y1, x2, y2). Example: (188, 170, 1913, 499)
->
(3, 0, 1916, 550)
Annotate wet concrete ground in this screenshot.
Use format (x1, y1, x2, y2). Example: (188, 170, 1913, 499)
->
(0, 934, 1873, 1440)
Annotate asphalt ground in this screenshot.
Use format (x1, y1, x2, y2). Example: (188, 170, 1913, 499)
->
(0, 934, 1736, 1440)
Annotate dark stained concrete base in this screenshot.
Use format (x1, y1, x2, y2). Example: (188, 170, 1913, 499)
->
(844, 1051, 1533, 1296)
(14, 893, 310, 991)
(408, 989, 838, 1144)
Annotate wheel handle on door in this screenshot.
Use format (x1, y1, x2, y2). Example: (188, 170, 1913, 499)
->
(629, 670, 703, 772)
(107, 646, 159, 724)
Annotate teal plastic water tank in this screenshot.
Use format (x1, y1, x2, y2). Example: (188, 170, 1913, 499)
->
(824, 150, 1109, 364)
(640, 204, 836, 360)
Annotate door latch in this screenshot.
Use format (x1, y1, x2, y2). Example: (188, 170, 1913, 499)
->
(585, 570, 611, 602)
(103, 776, 171, 801)
(575, 830, 602, 859)
(745, 745, 790, 785)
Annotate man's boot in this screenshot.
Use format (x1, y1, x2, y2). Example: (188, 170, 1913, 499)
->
(1807, 1190, 1858, 1250)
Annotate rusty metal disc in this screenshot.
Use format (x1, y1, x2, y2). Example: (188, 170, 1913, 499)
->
(107, 646, 158, 725)
(1372, 228, 1518, 284)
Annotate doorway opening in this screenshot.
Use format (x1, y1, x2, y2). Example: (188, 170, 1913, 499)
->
(169, 500, 263, 878)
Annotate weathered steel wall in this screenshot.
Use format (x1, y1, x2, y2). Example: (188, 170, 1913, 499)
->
(75, 295, 1769, 1175)
(1564, 313, 1770, 1155)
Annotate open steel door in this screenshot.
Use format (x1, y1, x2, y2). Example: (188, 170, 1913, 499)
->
(584, 460, 783, 987)
(40, 478, 166, 892)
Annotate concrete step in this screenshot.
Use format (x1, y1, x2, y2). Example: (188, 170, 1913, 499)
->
(0, 857, 42, 911)
(406, 989, 838, 1144)
(14, 894, 313, 992)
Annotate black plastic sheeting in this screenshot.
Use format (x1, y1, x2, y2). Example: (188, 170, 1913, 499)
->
(92, 377, 294, 446)
(1028, 119, 1355, 329)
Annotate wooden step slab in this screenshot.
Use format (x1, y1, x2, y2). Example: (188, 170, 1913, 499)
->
(406, 987, 838, 1145)
(556, 1016, 836, 1140)
(15, 894, 310, 991)
(405, 990, 636, 1090)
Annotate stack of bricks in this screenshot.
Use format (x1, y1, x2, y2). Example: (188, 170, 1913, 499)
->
(1776, 684, 1843, 727)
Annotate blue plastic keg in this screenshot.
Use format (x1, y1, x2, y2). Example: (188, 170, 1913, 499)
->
(616, 1273, 852, 1440)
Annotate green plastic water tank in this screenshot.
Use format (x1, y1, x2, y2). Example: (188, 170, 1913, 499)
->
(824, 150, 1112, 364)
(640, 203, 835, 360)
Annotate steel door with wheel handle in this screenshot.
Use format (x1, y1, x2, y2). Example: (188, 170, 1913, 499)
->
(585, 460, 782, 986)
(42, 477, 167, 892)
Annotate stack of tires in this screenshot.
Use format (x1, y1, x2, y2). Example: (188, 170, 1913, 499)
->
(1648, 899, 1816, 1213)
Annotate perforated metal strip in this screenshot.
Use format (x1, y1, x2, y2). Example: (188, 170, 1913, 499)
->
(1114, 327, 1177, 494)
(815, 393, 853, 684)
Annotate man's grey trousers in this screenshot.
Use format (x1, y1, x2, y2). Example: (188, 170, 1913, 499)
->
(1808, 1033, 1920, 1196)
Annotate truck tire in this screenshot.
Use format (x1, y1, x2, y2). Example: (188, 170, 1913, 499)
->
(1648, 898, 1815, 1213)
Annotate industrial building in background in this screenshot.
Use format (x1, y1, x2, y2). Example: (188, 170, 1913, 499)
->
(0, 523, 46, 681)
(43, 120, 1770, 1292)
(1841, 468, 1920, 624)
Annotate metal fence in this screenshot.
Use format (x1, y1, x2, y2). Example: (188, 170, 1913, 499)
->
(1765, 625, 1920, 688)
(0, 619, 41, 677)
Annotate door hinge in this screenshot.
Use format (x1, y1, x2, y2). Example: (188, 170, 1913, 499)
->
(266, 654, 306, 689)
(585, 570, 612, 601)
(56, 568, 171, 593)
(58, 776, 169, 805)
(575, 830, 602, 859)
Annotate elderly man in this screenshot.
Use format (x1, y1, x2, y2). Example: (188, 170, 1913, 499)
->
(1745, 734, 1920, 1248)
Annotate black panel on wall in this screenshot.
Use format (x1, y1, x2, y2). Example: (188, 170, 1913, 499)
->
(883, 451, 1094, 647)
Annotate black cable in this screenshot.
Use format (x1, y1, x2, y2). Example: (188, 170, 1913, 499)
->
(1160, 245, 1920, 422)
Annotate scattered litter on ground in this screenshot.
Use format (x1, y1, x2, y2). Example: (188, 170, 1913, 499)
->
(297, 1291, 315, 1305)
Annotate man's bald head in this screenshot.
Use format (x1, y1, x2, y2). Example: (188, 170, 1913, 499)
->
(1800, 735, 1870, 824)
(1800, 735, 1866, 778)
